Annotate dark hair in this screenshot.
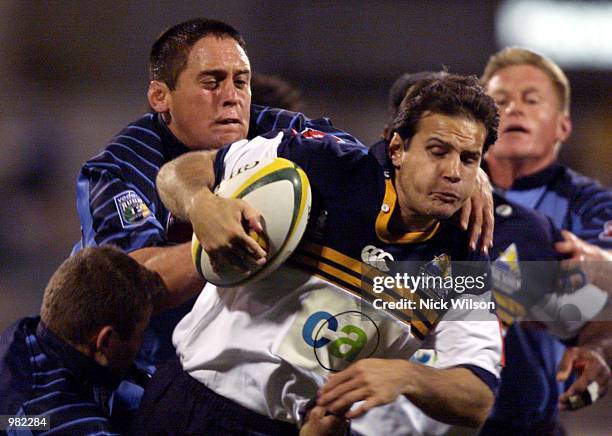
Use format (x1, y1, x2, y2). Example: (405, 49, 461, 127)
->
(383, 71, 450, 140)
(391, 74, 499, 154)
(251, 73, 303, 111)
(41, 246, 165, 344)
(149, 18, 247, 90)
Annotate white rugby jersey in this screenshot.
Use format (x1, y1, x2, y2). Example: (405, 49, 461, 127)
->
(173, 130, 502, 423)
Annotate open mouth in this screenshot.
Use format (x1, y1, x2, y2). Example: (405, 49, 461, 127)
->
(217, 118, 242, 125)
(503, 124, 529, 134)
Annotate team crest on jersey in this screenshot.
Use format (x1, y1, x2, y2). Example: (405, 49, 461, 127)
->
(114, 190, 151, 228)
(299, 127, 344, 143)
(491, 243, 521, 295)
(600, 220, 612, 242)
(419, 254, 452, 299)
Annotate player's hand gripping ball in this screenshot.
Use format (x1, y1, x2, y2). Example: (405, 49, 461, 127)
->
(192, 157, 311, 286)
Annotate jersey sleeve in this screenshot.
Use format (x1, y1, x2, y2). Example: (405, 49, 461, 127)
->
(74, 160, 166, 253)
(425, 310, 503, 392)
(249, 104, 365, 146)
(214, 129, 370, 195)
(568, 178, 612, 248)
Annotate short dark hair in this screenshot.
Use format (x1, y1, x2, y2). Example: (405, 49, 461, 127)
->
(41, 246, 165, 345)
(383, 71, 450, 140)
(149, 18, 247, 90)
(391, 74, 499, 154)
(251, 73, 303, 111)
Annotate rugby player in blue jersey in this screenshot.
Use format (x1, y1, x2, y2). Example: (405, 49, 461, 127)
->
(139, 74, 503, 434)
(0, 246, 165, 434)
(481, 47, 612, 434)
(73, 18, 367, 371)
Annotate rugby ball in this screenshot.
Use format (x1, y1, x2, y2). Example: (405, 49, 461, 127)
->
(192, 157, 311, 287)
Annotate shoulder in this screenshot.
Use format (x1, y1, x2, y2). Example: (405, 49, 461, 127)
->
(492, 192, 561, 260)
(554, 165, 611, 203)
(0, 318, 38, 415)
(85, 113, 164, 166)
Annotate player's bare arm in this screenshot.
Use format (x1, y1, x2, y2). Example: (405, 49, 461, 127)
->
(129, 244, 204, 313)
(460, 167, 494, 254)
(157, 150, 266, 272)
(317, 358, 494, 428)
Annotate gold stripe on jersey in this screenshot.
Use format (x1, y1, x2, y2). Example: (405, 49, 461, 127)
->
(375, 179, 442, 244)
(493, 290, 526, 319)
(294, 241, 446, 339)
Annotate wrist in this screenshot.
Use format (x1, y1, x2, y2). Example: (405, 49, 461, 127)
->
(186, 187, 216, 223)
(395, 359, 418, 397)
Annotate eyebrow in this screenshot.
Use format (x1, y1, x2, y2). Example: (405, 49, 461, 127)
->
(196, 68, 251, 79)
(428, 137, 482, 157)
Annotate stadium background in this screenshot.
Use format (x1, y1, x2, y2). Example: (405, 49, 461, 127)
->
(0, 1, 609, 433)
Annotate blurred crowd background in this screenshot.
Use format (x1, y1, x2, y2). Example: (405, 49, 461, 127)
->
(0, 1, 610, 432)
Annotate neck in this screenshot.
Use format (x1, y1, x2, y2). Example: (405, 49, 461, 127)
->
(389, 205, 437, 234)
(486, 155, 555, 189)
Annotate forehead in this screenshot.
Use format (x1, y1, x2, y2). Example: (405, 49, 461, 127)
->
(487, 64, 555, 95)
(186, 35, 250, 72)
(415, 112, 486, 151)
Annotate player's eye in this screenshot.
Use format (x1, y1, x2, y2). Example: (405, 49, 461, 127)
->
(429, 146, 446, 157)
(202, 80, 218, 89)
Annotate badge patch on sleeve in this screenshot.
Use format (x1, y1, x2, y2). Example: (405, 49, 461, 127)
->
(114, 190, 151, 228)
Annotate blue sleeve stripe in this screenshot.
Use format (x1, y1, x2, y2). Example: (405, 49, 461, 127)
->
(107, 142, 160, 172)
(24, 390, 62, 407)
(288, 112, 301, 130)
(40, 417, 110, 435)
(33, 377, 67, 389)
(42, 402, 99, 417)
(90, 178, 121, 206)
(113, 135, 163, 161)
(76, 176, 95, 249)
(33, 368, 72, 377)
(271, 109, 287, 131)
(30, 353, 47, 364)
(85, 161, 122, 173)
(102, 151, 156, 190)
(91, 196, 119, 218)
(125, 125, 161, 142)
(255, 106, 270, 126)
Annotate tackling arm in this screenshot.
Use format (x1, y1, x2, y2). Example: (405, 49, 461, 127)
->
(317, 358, 494, 428)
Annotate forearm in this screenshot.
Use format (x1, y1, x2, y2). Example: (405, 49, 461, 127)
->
(156, 150, 217, 221)
(403, 364, 494, 427)
(130, 243, 204, 313)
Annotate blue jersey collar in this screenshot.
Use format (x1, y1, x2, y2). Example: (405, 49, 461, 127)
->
(36, 320, 122, 391)
(154, 113, 191, 161)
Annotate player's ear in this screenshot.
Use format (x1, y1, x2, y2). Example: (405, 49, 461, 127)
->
(92, 325, 115, 367)
(389, 132, 404, 168)
(147, 80, 171, 113)
(557, 114, 572, 143)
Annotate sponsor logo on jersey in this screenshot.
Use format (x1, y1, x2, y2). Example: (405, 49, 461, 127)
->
(411, 349, 438, 366)
(361, 245, 394, 272)
(114, 190, 151, 228)
(302, 310, 380, 371)
(299, 127, 344, 143)
(600, 220, 612, 242)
